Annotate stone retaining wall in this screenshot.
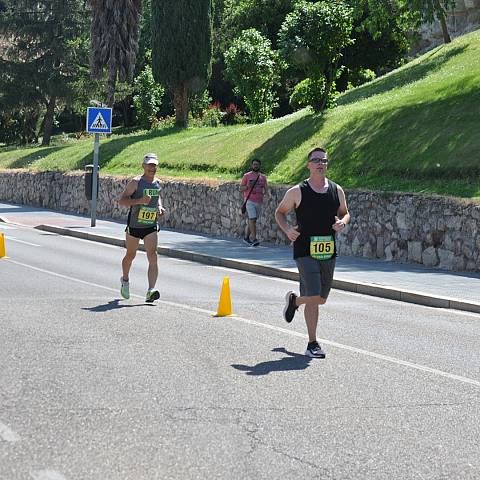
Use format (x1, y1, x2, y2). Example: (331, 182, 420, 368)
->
(416, 1, 480, 52)
(1, 170, 479, 272)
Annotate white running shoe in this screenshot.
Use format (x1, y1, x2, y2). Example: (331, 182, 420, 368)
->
(120, 277, 130, 299)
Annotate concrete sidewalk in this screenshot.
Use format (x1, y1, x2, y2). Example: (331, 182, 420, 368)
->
(1, 201, 479, 314)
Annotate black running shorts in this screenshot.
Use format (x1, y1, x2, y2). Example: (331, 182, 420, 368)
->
(125, 225, 158, 239)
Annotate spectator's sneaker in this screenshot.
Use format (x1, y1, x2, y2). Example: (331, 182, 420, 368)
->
(251, 239, 260, 247)
(120, 277, 130, 299)
(243, 237, 253, 246)
(145, 289, 160, 303)
(283, 291, 298, 323)
(305, 341, 326, 359)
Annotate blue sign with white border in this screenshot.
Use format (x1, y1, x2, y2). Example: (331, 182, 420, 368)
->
(86, 107, 112, 133)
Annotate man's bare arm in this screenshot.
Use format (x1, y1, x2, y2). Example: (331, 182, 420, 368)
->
(275, 186, 301, 242)
(332, 185, 350, 232)
(118, 179, 150, 207)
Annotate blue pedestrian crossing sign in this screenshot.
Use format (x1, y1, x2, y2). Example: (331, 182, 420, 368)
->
(86, 107, 112, 133)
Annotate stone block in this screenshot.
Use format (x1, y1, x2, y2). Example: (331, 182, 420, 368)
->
(438, 248, 455, 270)
(422, 246, 438, 267)
(408, 241, 423, 263)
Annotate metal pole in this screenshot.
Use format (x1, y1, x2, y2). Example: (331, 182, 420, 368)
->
(91, 133, 100, 227)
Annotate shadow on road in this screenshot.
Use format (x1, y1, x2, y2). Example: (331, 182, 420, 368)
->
(82, 299, 156, 312)
(231, 347, 315, 376)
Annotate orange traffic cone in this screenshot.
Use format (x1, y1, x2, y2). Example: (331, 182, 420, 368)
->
(214, 276, 233, 317)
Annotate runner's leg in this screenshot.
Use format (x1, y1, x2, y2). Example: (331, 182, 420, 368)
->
(122, 233, 140, 281)
(143, 231, 158, 289)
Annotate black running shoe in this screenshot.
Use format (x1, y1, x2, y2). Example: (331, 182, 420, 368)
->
(305, 341, 326, 359)
(243, 237, 253, 246)
(251, 239, 260, 247)
(283, 291, 298, 323)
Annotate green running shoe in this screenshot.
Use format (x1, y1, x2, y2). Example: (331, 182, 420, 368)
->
(120, 277, 130, 299)
(145, 289, 160, 303)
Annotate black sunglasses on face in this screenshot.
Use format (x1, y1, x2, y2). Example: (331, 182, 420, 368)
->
(309, 158, 328, 164)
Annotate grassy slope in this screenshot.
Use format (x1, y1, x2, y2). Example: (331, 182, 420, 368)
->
(1, 29, 479, 198)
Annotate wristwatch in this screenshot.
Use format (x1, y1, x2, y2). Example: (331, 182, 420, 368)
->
(339, 221, 346, 228)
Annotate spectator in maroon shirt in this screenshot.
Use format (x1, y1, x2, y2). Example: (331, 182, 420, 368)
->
(240, 158, 268, 246)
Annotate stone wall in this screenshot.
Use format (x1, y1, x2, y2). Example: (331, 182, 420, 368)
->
(1, 170, 479, 272)
(416, 0, 480, 52)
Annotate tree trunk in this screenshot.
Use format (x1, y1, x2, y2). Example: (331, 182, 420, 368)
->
(173, 83, 189, 127)
(41, 95, 57, 146)
(107, 69, 116, 108)
(434, 0, 452, 44)
(318, 70, 334, 112)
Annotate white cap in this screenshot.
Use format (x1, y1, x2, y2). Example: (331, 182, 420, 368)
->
(143, 153, 158, 165)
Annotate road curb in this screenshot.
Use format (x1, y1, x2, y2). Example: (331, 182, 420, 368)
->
(35, 224, 480, 315)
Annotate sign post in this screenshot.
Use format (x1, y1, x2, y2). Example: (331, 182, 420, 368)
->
(86, 107, 112, 227)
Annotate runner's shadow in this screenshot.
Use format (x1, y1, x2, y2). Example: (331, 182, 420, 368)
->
(231, 347, 312, 376)
(82, 300, 152, 312)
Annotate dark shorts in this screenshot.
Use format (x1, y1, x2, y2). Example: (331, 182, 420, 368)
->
(295, 256, 336, 300)
(125, 225, 158, 240)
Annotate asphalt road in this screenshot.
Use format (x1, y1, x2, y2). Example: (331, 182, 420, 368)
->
(1, 224, 480, 480)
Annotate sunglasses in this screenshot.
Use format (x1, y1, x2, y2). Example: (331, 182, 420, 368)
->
(309, 158, 328, 164)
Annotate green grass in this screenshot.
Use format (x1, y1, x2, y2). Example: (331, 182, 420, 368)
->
(1, 29, 480, 198)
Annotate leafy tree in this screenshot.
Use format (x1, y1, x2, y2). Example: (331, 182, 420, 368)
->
(224, 29, 282, 123)
(336, 0, 412, 90)
(221, 0, 295, 49)
(89, 0, 142, 107)
(403, 0, 455, 44)
(151, 0, 214, 127)
(0, 0, 90, 145)
(133, 64, 164, 128)
(278, 1, 354, 111)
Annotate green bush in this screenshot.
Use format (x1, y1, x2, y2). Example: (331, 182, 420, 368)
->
(189, 90, 213, 119)
(224, 29, 283, 123)
(290, 77, 338, 110)
(133, 65, 165, 129)
(347, 68, 376, 89)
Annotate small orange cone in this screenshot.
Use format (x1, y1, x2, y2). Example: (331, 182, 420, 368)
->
(214, 276, 233, 317)
(0, 233, 6, 258)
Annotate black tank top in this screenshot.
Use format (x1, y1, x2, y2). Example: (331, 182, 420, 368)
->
(293, 179, 340, 259)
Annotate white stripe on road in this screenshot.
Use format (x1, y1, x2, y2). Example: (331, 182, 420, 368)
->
(0, 421, 20, 442)
(30, 470, 67, 480)
(8, 237, 41, 247)
(6, 258, 480, 389)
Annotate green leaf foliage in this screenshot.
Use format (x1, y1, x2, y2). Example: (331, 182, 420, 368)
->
(278, 1, 353, 111)
(133, 65, 165, 129)
(224, 29, 283, 123)
(151, 0, 214, 92)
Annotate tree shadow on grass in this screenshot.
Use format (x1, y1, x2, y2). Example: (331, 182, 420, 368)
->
(245, 112, 326, 177)
(328, 82, 480, 196)
(8, 146, 69, 169)
(231, 347, 313, 376)
(338, 44, 468, 106)
(72, 126, 183, 171)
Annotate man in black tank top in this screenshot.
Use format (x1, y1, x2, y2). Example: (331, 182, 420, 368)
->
(275, 147, 350, 358)
(118, 153, 166, 303)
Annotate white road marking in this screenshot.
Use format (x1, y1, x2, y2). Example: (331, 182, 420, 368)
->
(30, 470, 67, 480)
(8, 237, 41, 247)
(0, 224, 17, 230)
(5, 258, 480, 389)
(0, 421, 20, 442)
(49, 234, 121, 249)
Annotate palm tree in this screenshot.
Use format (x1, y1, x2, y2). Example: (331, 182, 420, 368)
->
(89, 0, 142, 106)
